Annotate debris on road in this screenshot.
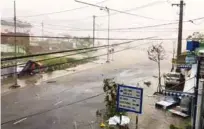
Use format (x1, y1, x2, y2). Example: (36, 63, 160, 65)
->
(47, 80, 57, 83)
(13, 118, 27, 125)
(155, 96, 180, 109)
(54, 101, 63, 106)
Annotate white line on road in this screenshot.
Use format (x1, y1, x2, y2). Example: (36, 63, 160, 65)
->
(13, 118, 27, 125)
(54, 101, 63, 106)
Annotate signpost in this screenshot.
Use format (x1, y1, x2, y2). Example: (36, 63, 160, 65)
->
(177, 64, 192, 69)
(199, 57, 204, 78)
(117, 84, 143, 129)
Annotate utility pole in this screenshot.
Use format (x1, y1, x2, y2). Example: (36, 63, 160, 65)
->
(13, 0, 20, 88)
(107, 8, 110, 63)
(172, 0, 185, 59)
(93, 15, 95, 47)
(74, 0, 110, 63)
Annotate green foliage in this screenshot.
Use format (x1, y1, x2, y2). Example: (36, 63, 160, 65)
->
(187, 32, 204, 43)
(169, 118, 192, 129)
(74, 37, 93, 49)
(103, 78, 126, 119)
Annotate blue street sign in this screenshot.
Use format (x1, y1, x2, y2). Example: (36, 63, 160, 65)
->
(177, 64, 192, 69)
(117, 84, 143, 114)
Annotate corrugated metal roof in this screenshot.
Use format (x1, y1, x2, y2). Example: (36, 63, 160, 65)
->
(1, 20, 32, 28)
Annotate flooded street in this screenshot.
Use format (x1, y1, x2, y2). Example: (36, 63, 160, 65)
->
(1, 50, 185, 129)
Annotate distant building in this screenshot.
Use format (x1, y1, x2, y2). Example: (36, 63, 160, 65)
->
(1, 19, 32, 55)
(1, 19, 32, 33)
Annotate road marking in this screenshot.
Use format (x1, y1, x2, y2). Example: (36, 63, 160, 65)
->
(54, 101, 63, 106)
(13, 118, 27, 125)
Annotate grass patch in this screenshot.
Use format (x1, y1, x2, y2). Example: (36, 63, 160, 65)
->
(169, 118, 191, 129)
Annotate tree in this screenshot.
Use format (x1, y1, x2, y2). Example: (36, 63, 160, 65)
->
(103, 78, 126, 118)
(147, 43, 165, 93)
(187, 32, 204, 43)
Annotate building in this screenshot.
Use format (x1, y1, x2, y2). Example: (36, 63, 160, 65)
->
(1, 19, 32, 55)
(1, 19, 32, 33)
(1, 32, 30, 55)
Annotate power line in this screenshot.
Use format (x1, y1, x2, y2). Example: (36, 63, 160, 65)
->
(32, 16, 204, 31)
(1, 92, 105, 125)
(1, 49, 98, 69)
(1, 37, 155, 61)
(0, 45, 199, 124)
(33, 24, 203, 32)
(3, 0, 110, 18)
(1, 41, 153, 76)
(3, 0, 170, 23)
(1, 42, 154, 125)
(2, 63, 197, 125)
(75, 0, 175, 21)
(97, 0, 166, 18)
(164, 76, 196, 91)
(2, 34, 203, 41)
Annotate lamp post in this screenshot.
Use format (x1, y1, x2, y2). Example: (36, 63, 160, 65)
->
(100, 7, 110, 63)
(74, 0, 110, 63)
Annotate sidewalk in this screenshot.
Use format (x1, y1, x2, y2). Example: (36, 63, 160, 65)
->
(1, 59, 105, 95)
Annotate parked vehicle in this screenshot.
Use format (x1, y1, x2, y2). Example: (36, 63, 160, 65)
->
(18, 60, 44, 77)
(164, 72, 185, 90)
(155, 96, 180, 109)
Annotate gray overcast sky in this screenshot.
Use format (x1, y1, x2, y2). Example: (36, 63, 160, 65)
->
(1, 0, 204, 41)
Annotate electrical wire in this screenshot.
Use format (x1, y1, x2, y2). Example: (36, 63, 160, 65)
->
(1, 41, 153, 76)
(10, 16, 204, 32)
(1, 92, 105, 125)
(163, 76, 196, 91)
(1, 36, 156, 61)
(2, 34, 204, 41)
(33, 24, 204, 32)
(75, 0, 175, 21)
(1, 41, 155, 125)
(3, 0, 110, 18)
(1, 49, 98, 69)
(3, 0, 170, 23)
(97, 0, 166, 18)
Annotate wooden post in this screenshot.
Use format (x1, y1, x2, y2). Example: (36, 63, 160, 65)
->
(136, 115, 138, 129)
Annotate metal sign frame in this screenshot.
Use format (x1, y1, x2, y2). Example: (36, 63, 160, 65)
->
(117, 84, 143, 114)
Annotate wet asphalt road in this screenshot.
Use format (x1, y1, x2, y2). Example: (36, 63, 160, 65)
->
(1, 50, 184, 129)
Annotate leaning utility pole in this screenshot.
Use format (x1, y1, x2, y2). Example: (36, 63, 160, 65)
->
(13, 0, 20, 88)
(172, 0, 185, 58)
(93, 15, 95, 47)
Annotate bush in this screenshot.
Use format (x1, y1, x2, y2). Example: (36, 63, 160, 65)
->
(169, 124, 182, 129)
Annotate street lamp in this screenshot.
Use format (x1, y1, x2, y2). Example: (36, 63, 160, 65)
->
(100, 7, 110, 63)
(74, 0, 110, 63)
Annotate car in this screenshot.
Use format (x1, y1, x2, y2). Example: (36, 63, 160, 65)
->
(17, 65, 25, 73)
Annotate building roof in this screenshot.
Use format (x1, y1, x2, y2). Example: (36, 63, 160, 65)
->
(1, 19, 32, 28)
